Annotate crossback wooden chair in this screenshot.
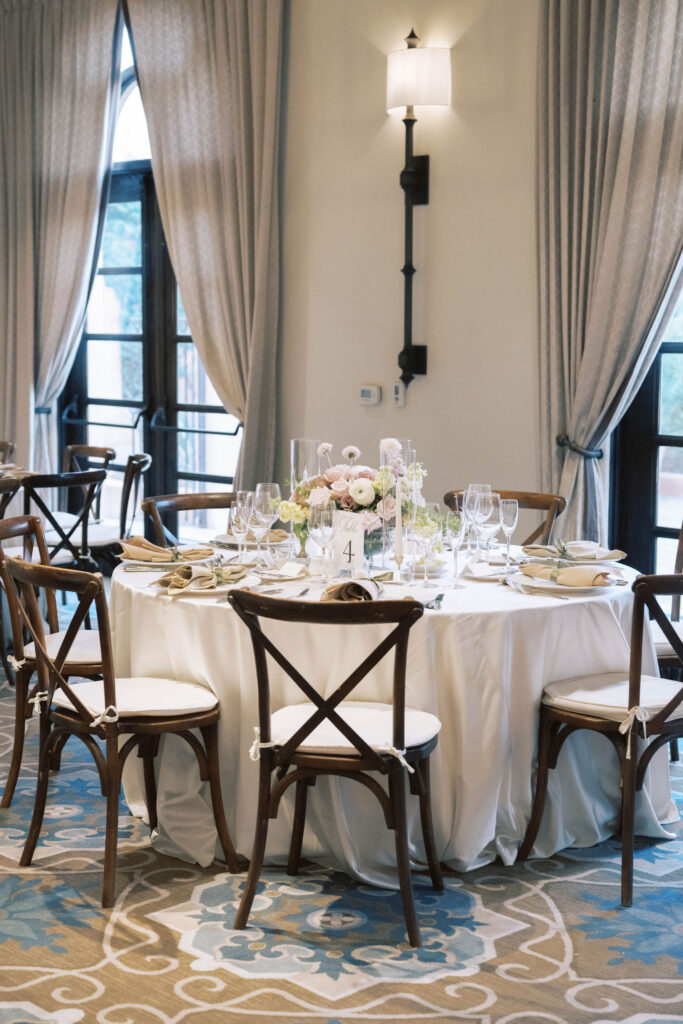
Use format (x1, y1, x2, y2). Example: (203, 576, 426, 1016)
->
(228, 590, 443, 947)
(0, 479, 25, 681)
(142, 491, 236, 547)
(61, 445, 116, 522)
(22, 469, 106, 572)
(0, 440, 15, 464)
(443, 489, 567, 545)
(517, 573, 683, 906)
(4, 556, 240, 906)
(0, 515, 103, 807)
(86, 454, 152, 570)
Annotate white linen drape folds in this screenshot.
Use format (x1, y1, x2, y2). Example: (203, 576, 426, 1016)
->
(0, 0, 121, 471)
(539, 0, 683, 542)
(125, 0, 283, 490)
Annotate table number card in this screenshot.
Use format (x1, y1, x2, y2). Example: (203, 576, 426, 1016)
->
(333, 511, 364, 574)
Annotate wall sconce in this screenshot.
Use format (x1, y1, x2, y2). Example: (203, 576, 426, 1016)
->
(387, 30, 451, 386)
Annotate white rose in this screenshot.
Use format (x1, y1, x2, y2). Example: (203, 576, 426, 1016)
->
(348, 477, 375, 506)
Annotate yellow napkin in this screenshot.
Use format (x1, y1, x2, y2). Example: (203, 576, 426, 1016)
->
(118, 536, 213, 563)
(321, 579, 382, 602)
(153, 563, 249, 594)
(519, 563, 625, 587)
(522, 541, 626, 561)
(224, 527, 290, 544)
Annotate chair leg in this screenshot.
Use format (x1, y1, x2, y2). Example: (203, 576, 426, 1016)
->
(234, 758, 272, 929)
(102, 735, 121, 908)
(287, 778, 309, 876)
(621, 741, 638, 908)
(49, 732, 69, 772)
(389, 764, 420, 948)
(1, 667, 30, 808)
(416, 758, 443, 891)
(0, 590, 15, 686)
(517, 709, 552, 861)
(139, 736, 159, 832)
(201, 723, 240, 873)
(19, 723, 56, 866)
(670, 738, 679, 763)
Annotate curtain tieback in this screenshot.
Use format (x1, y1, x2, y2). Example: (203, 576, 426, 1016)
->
(556, 434, 603, 459)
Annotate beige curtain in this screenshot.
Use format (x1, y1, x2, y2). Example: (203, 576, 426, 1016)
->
(539, 0, 683, 542)
(0, 0, 121, 472)
(125, 0, 283, 489)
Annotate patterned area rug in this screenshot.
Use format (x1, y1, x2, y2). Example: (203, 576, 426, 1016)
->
(1, 675, 683, 1023)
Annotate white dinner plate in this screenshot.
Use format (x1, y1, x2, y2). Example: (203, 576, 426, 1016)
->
(507, 571, 620, 595)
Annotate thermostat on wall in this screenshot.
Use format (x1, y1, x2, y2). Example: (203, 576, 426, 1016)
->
(359, 384, 382, 406)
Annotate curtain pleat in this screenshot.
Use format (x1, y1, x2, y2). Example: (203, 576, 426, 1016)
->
(539, 0, 683, 541)
(125, 0, 283, 489)
(0, 0, 121, 471)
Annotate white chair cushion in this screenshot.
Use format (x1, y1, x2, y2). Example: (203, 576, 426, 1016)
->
(24, 629, 102, 664)
(543, 670, 683, 724)
(269, 700, 441, 755)
(52, 677, 218, 718)
(86, 521, 123, 547)
(651, 619, 683, 659)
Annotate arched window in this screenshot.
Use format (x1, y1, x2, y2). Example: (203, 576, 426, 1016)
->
(61, 27, 241, 542)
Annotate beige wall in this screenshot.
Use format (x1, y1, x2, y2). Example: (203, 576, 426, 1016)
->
(277, 0, 540, 504)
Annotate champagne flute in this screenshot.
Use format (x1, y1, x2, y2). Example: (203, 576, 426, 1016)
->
(500, 498, 519, 567)
(444, 502, 466, 588)
(309, 503, 336, 580)
(228, 504, 249, 561)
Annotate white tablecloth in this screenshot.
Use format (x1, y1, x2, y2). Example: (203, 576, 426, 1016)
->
(109, 564, 677, 887)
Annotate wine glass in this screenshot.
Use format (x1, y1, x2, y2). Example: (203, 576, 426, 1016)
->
(463, 484, 490, 554)
(236, 490, 254, 521)
(444, 502, 466, 588)
(255, 483, 281, 564)
(500, 498, 519, 567)
(249, 505, 269, 566)
(228, 504, 249, 561)
(477, 492, 501, 564)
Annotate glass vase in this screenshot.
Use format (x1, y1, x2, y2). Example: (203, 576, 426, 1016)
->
(290, 438, 321, 488)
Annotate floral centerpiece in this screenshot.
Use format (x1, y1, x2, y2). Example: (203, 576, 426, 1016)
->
(279, 439, 426, 559)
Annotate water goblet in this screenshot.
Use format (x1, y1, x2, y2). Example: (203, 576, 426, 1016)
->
(464, 484, 490, 554)
(416, 502, 442, 588)
(255, 484, 281, 564)
(500, 498, 519, 567)
(477, 493, 501, 564)
(309, 503, 336, 581)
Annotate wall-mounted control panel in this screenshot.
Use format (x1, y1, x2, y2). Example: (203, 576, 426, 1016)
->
(359, 384, 382, 405)
(393, 380, 406, 407)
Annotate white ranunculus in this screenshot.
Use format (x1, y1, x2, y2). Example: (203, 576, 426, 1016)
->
(348, 477, 375, 506)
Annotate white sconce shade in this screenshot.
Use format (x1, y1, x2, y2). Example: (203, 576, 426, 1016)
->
(386, 46, 451, 112)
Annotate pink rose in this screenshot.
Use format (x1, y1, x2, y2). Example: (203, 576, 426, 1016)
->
(324, 464, 349, 483)
(330, 478, 349, 496)
(308, 486, 333, 506)
(340, 493, 357, 510)
(376, 495, 396, 522)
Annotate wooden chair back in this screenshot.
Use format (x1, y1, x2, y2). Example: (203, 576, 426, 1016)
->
(0, 516, 60, 654)
(22, 469, 107, 569)
(0, 441, 15, 463)
(631, 574, 683, 735)
(670, 519, 683, 622)
(443, 488, 567, 545)
(228, 590, 424, 769)
(119, 454, 152, 540)
(0, 477, 22, 518)
(142, 491, 236, 546)
(2, 558, 113, 728)
(62, 445, 116, 520)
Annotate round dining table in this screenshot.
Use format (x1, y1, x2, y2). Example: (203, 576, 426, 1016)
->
(109, 559, 677, 887)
